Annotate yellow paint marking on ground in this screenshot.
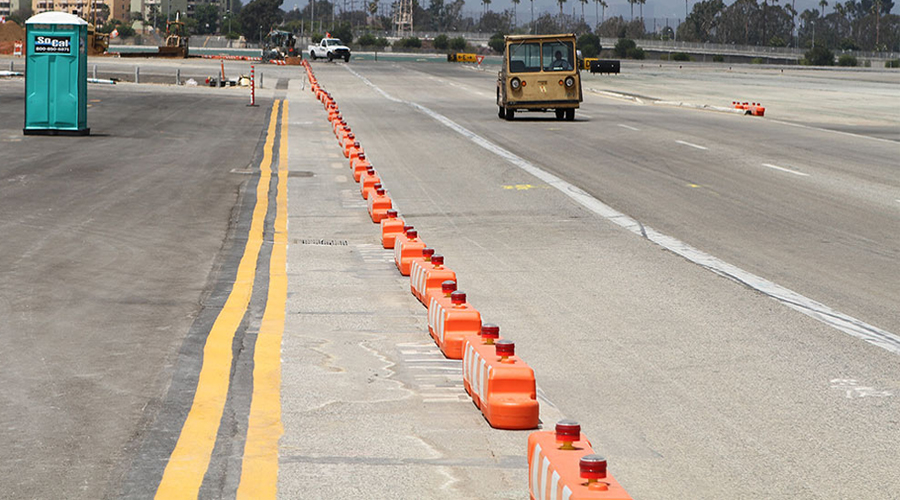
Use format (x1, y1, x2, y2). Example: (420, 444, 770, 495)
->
(689, 184, 701, 188)
(154, 101, 281, 500)
(236, 102, 288, 500)
(503, 184, 544, 191)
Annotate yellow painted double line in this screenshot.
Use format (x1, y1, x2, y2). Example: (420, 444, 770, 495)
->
(155, 101, 288, 499)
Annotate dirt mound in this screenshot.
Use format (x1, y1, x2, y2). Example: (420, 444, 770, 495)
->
(0, 21, 25, 54)
(0, 21, 25, 43)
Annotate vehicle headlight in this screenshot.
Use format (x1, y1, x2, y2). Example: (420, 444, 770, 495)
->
(565, 76, 575, 88)
(510, 77, 521, 91)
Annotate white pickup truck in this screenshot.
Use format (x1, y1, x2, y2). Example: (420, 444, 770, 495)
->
(307, 38, 351, 62)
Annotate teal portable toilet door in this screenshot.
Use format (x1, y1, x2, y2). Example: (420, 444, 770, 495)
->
(24, 12, 89, 135)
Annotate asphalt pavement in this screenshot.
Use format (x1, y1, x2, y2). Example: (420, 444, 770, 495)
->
(0, 57, 897, 499)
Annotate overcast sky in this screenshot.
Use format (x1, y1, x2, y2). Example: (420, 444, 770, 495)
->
(281, 0, 840, 24)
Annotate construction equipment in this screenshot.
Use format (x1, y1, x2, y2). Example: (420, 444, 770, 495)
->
(86, 24, 109, 56)
(158, 14, 189, 58)
(262, 29, 300, 64)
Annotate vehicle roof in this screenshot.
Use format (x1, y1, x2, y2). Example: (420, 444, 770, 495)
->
(505, 33, 576, 42)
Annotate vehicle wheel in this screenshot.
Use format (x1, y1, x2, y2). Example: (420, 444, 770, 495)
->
(565, 109, 575, 121)
(344, 55, 351, 63)
(327, 52, 334, 62)
(309, 51, 316, 60)
(498, 104, 505, 119)
(555, 109, 565, 120)
(504, 108, 515, 121)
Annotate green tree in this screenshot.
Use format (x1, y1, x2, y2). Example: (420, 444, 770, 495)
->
(678, 0, 725, 42)
(614, 37, 636, 56)
(239, 0, 285, 42)
(194, 3, 220, 34)
(449, 36, 467, 50)
(433, 33, 450, 49)
(805, 43, 835, 64)
(577, 32, 601, 56)
(489, 31, 506, 51)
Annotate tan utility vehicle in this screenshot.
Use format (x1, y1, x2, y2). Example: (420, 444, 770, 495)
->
(496, 33, 583, 121)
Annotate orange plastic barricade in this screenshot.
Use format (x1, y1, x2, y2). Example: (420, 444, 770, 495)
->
(462, 334, 539, 429)
(528, 421, 633, 500)
(346, 141, 362, 162)
(368, 187, 392, 223)
(352, 154, 372, 182)
(342, 134, 357, 158)
(359, 169, 381, 200)
(408, 247, 435, 290)
(393, 228, 426, 276)
(427, 291, 481, 359)
(334, 120, 347, 139)
(749, 103, 765, 117)
(410, 255, 457, 306)
(381, 213, 406, 249)
(349, 143, 365, 165)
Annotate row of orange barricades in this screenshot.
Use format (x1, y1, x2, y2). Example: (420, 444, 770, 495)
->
(733, 100, 766, 116)
(301, 59, 633, 499)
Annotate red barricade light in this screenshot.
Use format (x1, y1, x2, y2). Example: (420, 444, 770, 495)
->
(555, 419, 580, 450)
(431, 255, 444, 266)
(495, 340, 514, 361)
(580, 454, 608, 489)
(450, 290, 466, 306)
(441, 280, 457, 296)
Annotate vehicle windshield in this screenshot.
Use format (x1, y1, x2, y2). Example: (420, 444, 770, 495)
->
(542, 41, 574, 71)
(508, 42, 541, 73)
(326, 39, 343, 46)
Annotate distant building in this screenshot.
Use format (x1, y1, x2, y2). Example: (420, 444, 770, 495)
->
(31, 0, 128, 22)
(0, 0, 22, 18)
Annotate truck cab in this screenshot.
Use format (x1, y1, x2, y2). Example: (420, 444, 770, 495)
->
(497, 34, 583, 121)
(308, 37, 351, 62)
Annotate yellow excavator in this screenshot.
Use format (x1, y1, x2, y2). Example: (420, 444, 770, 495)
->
(158, 14, 189, 58)
(86, 23, 109, 55)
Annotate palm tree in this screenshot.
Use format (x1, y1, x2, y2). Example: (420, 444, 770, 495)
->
(512, 0, 521, 28)
(600, 0, 608, 23)
(482, 0, 491, 15)
(638, 0, 646, 21)
(558, 0, 567, 19)
(530, 0, 535, 33)
(819, 0, 827, 17)
(579, 0, 589, 21)
(628, 0, 636, 20)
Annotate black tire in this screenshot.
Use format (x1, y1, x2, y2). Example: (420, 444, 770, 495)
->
(504, 108, 515, 121)
(498, 105, 505, 119)
(327, 52, 334, 62)
(565, 108, 575, 121)
(555, 109, 565, 120)
(344, 55, 350, 63)
(309, 51, 316, 60)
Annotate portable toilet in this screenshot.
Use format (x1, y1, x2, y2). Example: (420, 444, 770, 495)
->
(23, 12, 90, 135)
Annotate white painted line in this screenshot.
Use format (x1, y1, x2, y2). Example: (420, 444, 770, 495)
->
(762, 163, 810, 177)
(768, 118, 897, 145)
(345, 65, 900, 356)
(675, 140, 708, 150)
(618, 124, 640, 131)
